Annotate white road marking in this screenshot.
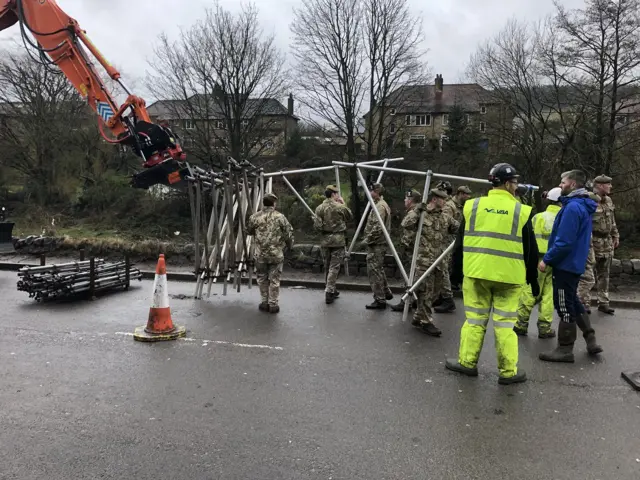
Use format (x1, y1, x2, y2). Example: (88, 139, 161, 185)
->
(114, 332, 283, 351)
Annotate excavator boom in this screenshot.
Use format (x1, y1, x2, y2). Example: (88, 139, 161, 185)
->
(0, 0, 189, 189)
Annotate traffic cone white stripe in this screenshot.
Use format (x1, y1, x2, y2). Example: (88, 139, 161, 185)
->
(151, 273, 170, 309)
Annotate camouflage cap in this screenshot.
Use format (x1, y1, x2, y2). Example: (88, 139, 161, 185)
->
(430, 188, 448, 200)
(264, 192, 278, 201)
(594, 175, 612, 184)
(369, 183, 384, 193)
(457, 185, 472, 194)
(326, 185, 340, 193)
(405, 189, 422, 201)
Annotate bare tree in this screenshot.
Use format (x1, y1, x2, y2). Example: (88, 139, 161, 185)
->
(147, 1, 289, 167)
(553, 0, 640, 174)
(467, 19, 560, 187)
(0, 52, 96, 204)
(291, 0, 366, 217)
(363, 0, 428, 160)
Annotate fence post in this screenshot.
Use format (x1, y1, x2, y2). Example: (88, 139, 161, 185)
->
(89, 257, 96, 300)
(125, 254, 130, 290)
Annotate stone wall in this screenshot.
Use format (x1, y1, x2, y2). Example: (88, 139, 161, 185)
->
(8, 237, 640, 286)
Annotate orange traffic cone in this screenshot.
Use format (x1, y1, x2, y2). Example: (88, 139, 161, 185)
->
(133, 254, 186, 342)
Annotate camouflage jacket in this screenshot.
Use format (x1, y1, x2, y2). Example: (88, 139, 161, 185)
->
(247, 207, 295, 263)
(363, 197, 391, 245)
(416, 203, 460, 271)
(314, 198, 353, 248)
(443, 197, 464, 224)
(400, 205, 421, 249)
(592, 195, 619, 256)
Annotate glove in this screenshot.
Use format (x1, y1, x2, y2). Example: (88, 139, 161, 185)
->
(530, 281, 540, 298)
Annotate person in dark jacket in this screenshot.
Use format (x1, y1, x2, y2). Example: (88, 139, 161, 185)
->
(538, 170, 603, 362)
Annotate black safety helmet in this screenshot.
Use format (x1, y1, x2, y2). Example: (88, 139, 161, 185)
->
(488, 163, 519, 187)
(435, 180, 453, 195)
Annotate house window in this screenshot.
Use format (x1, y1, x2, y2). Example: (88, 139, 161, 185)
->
(389, 123, 396, 134)
(479, 122, 486, 132)
(216, 120, 225, 129)
(389, 108, 396, 116)
(442, 114, 449, 126)
(409, 134, 425, 148)
(405, 114, 431, 126)
(183, 119, 195, 130)
(480, 106, 487, 115)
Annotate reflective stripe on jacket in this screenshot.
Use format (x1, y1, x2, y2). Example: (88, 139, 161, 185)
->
(533, 205, 561, 255)
(462, 189, 532, 284)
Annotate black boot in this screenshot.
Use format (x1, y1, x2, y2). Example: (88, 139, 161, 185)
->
(385, 290, 394, 301)
(259, 302, 269, 312)
(445, 358, 478, 376)
(499, 370, 527, 385)
(598, 304, 615, 315)
(325, 292, 335, 304)
(575, 313, 603, 355)
(539, 320, 577, 363)
(366, 300, 387, 310)
(434, 297, 456, 313)
(432, 295, 444, 308)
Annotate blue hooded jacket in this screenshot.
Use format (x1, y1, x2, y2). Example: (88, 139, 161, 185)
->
(543, 189, 598, 275)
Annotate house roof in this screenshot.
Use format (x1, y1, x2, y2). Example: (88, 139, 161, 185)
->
(147, 95, 298, 120)
(382, 83, 494, 115)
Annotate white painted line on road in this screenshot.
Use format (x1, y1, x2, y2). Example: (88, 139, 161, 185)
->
(114, 332, 284, 351)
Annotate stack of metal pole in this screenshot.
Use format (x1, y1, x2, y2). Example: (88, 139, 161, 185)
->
(188, 158, 262, 299)
(17, 259, 142, 302)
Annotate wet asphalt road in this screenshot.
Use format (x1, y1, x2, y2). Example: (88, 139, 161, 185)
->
(1, 271, 639, 480)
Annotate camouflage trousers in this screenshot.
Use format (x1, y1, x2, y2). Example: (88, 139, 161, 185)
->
(577, 248, 596, 308)
(413, 266, 443, 325)
(439, 252, 453, 299)
(367, 244, 392, 302)
(256, 261, 283, 307)
(578, 251, 612, 308)
(322, 247, 344, 294)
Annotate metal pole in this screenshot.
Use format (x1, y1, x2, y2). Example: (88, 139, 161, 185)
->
(281, 176, 315, 217)
(334, 166, 341, 198)
(346, 159, 390, 257)
(355, 168, 411, 287)
(333, 162, 429, 178)
(263, 165, 336, 178)
(357, 157, 404, 165)
(267, 177, 273, 194)
(401, 171, 433, 323)
(401, 241, 456, 302)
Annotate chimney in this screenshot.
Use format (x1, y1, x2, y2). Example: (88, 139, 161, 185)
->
(435, 74, 443, 97)
(287, 93, 294, 116)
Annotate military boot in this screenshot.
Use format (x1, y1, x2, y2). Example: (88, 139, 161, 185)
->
(258, 302, 269, 312)
(415, 321, 442, 337)
(325, 292, 335, 304)
(390, 300, 405, 312)
(539, 320, 577, 363)
(434, 297, 456, 313)
(269, 305, 280, 313)
(385, 290, 394, 301)
(575, 313, 603, 355)
(366, 300, 387, 310)
(598, 304, 615, 315)
(432, 295, 444, 308)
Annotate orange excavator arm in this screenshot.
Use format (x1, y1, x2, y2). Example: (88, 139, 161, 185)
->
(0, 0, 188, 189)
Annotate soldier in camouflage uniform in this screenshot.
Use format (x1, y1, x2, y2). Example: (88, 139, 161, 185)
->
(314, 185, 353, 304)
(247, 193, 295, 313)
(390, 189, 422, 312)
(412, 189, 460, 336)
(591, 175, 619, 315)
(577, 191, 601, 313)
(363, 183, 394, 309)
(435, 184, 472, 313)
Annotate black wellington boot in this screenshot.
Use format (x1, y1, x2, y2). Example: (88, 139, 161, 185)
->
(575, 313, 603, 355)
(539, 320, 577, 363)
(434, 297, 456, 313)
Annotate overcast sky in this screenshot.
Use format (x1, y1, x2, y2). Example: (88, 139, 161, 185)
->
(0, 0, 585, 101)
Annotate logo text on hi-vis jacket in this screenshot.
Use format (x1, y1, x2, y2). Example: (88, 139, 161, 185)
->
(484, 208, 509, 215)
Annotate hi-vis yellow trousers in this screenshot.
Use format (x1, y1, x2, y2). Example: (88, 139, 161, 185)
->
(515, 267, 554, 333)
(458, 276, 521, 378)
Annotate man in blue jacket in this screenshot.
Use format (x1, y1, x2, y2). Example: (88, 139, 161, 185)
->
(539, 170, 603, 362)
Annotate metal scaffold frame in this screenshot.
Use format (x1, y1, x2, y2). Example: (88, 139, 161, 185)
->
(332, 160, 539, 323)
